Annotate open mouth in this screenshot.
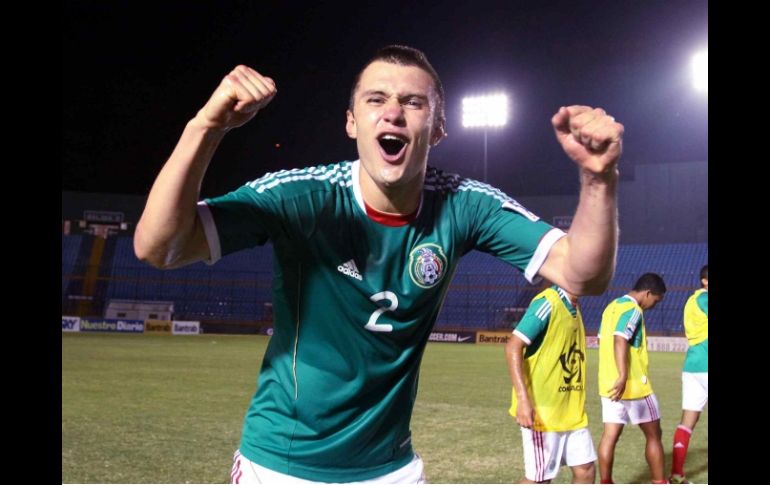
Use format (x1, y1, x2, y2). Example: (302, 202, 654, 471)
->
(377, 134, 408, 160)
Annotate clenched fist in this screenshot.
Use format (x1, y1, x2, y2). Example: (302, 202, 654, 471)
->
(552, 105, 624, 176)
(195, 65, 277, 131)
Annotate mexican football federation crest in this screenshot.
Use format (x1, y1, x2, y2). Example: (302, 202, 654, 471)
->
(408, 243, 448, 288)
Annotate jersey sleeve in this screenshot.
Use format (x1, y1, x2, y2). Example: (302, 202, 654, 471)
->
(464, 182, 566, 283)
(512, 296, 551, 345)
(197, 180, 286, 264)
(696, 291, 708, 316)
(613, 306, 642, 341)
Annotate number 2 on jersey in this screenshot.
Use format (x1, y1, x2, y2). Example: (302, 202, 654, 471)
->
(365, 291, 398, 332)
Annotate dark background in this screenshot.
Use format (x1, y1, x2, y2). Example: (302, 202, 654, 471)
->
(62, 0, 708, 197)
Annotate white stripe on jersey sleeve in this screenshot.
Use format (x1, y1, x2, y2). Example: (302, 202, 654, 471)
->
(622, 309, 642, 338)
(513, 329, 532, 345)
(251, 164, 352, 194)
(524, 227, 567, 283)
(534, 300, 552, 320)
(196, 201, 221, 265)
(242, 163, 353, 199)
(613, 330, 632, 341)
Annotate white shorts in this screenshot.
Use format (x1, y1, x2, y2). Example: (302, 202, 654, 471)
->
(601, 394, 661, 425)
(230, 450, 426, 484)
(682, 372, 708, 411)
(520, 427, 597, 482)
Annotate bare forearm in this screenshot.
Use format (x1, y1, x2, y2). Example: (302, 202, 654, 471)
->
(562, 168, 619, 294)
(134, 116, 226, 268)
(505, 339, 530, 401)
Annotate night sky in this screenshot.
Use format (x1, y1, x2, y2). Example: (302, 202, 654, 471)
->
(62, 0, 708, 198)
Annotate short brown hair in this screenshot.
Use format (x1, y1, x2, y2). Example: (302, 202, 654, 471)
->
(349, 45, 445, 127)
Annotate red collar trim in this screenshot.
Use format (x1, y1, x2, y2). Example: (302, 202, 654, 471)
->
(364, 200, 417, 227)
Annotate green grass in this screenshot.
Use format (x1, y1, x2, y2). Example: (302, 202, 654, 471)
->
(62, 334, 707, 483)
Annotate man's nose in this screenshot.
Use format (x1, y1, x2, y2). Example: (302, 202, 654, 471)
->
(382, 98, 406, 125)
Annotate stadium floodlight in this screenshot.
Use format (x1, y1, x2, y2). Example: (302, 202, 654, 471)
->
(691, 49, 708, 93)
(462, 93, 509, 182)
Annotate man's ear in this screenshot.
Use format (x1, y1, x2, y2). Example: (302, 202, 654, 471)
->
(430, 119, 447, 146)
(346, 110, 357, 139)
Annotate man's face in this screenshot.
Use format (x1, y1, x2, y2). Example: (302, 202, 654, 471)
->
(641, 291, 664, 311)
(346, 61, 445, 192)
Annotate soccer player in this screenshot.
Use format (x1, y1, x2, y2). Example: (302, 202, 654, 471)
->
(597, 273, 667, 484)
(134, 45, 624, 483)
(669, 264, 708, 484)
(505, 283, 595, 483)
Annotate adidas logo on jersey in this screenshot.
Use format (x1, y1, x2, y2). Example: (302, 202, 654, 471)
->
(337, 259, 362, 280)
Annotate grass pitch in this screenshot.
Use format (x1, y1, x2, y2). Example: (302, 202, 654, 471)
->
(62, 333, 707, 483)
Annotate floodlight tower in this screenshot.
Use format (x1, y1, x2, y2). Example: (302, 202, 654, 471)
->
(462, 93, 509, 182)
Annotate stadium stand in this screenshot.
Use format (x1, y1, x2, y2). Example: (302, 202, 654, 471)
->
(62, 235, 707, 336)
(62, 234, 84, 301)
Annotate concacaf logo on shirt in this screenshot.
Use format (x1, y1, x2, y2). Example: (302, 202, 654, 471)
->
(408, 243, 447, 288)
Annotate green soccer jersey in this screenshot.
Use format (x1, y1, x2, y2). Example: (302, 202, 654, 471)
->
(198, 160, 564, 482)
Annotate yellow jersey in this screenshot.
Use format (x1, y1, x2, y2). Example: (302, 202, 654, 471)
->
(509, 286, 588, 431)
(598, 295, 653, 400)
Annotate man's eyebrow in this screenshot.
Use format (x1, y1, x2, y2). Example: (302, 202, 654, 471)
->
(360, 89, 389, 97)
(359, 90, 430, 101)
(401, 93, 429, 101)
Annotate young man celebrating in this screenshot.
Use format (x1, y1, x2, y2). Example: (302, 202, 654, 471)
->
(134, 45, 623, 483)
(505, 284, 595, 483)
(669, 265, 708, 484)
(597, 273, 667, 484)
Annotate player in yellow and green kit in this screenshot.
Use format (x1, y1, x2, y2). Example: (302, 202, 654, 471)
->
(669, 264, 708, 484)
(134, 44, 625, 484)
(506, 284, 596, 483)
(597, 273, 667, 484)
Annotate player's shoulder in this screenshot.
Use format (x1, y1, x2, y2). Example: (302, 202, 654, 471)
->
(424, 166, 464, 190)
(425, 166, 544, 224)
(532, 286, 559, 303)
(425, 165, 505, 201)
(610, 295, 640, 313)
(528, 293, 551, 309)
(424, 165, 539, 218)
(614, 294, 633, 305)
(243, 160, 354, 198)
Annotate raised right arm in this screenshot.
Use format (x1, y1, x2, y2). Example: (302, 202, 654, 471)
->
(134, 66, 277, 269)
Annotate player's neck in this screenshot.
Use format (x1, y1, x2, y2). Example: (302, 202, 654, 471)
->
(360, 173, 423, 215)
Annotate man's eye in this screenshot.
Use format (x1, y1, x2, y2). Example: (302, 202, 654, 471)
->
(367, 97, 385, 104)
(405, 99, 423, 108)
